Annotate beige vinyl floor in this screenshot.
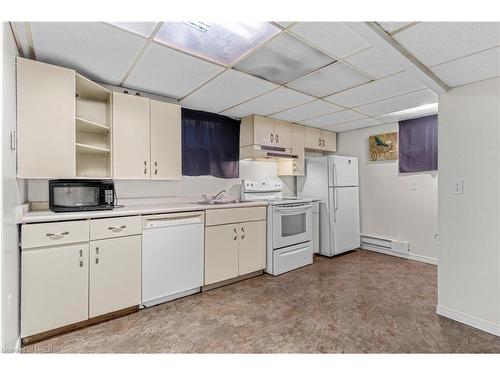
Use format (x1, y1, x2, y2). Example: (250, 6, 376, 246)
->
(23, 250, 500, 353)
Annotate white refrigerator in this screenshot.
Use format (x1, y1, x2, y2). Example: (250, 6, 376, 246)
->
(298, 155, 360, 256)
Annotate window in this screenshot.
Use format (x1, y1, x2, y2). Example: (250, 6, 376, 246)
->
(182, 108, 240, 178)
(399, 114, 438, 173)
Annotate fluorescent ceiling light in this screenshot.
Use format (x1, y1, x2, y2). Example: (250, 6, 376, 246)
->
(377, 103, 438, 122)
(155, 22, 280, 66)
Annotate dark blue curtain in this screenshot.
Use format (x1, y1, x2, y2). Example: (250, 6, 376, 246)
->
(399, 114, 438, 173)
(182, 108, 240, 178)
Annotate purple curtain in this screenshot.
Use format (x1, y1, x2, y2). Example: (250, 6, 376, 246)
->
(399, 114, 438, 173)
(182, 108, 240, 178)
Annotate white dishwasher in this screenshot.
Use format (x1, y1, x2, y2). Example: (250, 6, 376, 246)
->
(141, 212, 204, 307)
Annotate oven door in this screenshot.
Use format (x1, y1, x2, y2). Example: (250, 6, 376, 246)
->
(272, 203, 312, 249)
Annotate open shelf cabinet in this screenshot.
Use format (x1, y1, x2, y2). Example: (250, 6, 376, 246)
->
(75, 73, 112, 178)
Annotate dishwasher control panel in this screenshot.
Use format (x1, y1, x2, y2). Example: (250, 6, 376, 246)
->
(144, 216, 203, 228)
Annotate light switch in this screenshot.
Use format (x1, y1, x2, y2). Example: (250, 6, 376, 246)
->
(452, 179, 464, 195)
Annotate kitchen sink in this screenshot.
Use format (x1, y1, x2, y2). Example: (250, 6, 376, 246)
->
(193, 199, 242, 205)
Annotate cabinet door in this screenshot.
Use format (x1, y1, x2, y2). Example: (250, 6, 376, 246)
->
(253, 115, 275, 147)
(238, 220, 266, 275)
(89, 235, 141, 318)
(322, 130, 337, 152)
(204, 224, 239, 285)
(277, 123, 305, 176)
(113, 93, 151, 179)
(150, 100, 181, 180)
(17, 58, 75, 178)
(21, 243, 89, 337)
(273, 119, 292, 149)
(304, 126, 322, 150)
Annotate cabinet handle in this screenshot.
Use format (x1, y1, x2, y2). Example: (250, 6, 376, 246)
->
(241, 227, 245, 240)
(144, 160, 147, 174)
(270, 133, 274, 143)
(79, 249, 83, 267)
(319, 138, 322, 146)
(293, 162, 297, 173)
(233, 227, 238, 240)
(154, 161, 158, 175)
(95, 247, 99, 264)
(275, 133, 279, 143)
(108, 225, 126, 231)
(322, 139, 325, 147)
(46, 231, 69, 237)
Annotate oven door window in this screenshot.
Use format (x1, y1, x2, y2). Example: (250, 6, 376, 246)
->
(281, 212, 307, 237)
(52, 186, 99, 207)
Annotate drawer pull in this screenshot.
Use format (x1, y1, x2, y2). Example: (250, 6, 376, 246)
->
(108, 225, 126, 231)
(46, 231, 69, 238)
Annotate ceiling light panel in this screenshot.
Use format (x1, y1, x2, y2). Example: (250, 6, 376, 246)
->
(31, 22, 147, 84)
(179, 69, 278, 113)
(154, 22, 280, 66)
(324, 71, 427, 108)
(394, 22, 500, 67)
(287, 62, 371, 97)
(430, 47, 500, 87)
(106, 22, 159, 37)
(270, 100, 343, 122)
(344, 47, 404, 79)
(376, 103, 438, 122)
(124, 43, 224, 99)
(234, 33, 335, 85)
(300, 109, 366, 128)
(377, 22, 414, 33)
(221, 87, 315, 118)
(290, 22, 371, 59)
(354, 89, 438, 116)
(324, 117, 384, 132)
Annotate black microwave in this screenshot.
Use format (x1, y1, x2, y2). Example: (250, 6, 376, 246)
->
(49, 180, 115, 212)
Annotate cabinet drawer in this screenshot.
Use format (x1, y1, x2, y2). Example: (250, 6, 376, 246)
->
(205, 206, 266, 226)
(22, 220, 89, 249)
(90, 216, 142, 240)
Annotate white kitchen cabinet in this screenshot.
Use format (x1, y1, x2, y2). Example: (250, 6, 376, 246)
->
(204, 224, 239, 285)
(17, 58, 76, 178)
(21, 243, 89, 338)
(322, 130, 337, 152)
(89, 235, 141, 318)
(240, 115, 292, 149)
(273, 119, 293, 149)
(150, 100, 182, 180)
(304, 126, 336, 152)
(278, 123, 305, 176)
(238, 220, 266, 275)
(112, 92, 151, 179)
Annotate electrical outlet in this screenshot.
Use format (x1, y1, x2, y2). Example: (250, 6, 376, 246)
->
(452, 179, 464, 195)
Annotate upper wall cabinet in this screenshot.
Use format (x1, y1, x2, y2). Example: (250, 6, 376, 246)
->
(17, 58, 76, 178)
(113, 93, 181, 180)
(278, 123, 305, 176)
(240, 115, 292, 149)
(304, 126, 336, 153)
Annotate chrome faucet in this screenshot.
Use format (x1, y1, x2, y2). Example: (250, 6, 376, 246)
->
(211, 189, 226, 201)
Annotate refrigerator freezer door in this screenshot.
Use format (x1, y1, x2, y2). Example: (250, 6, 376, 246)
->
(331, 186, 360, 254)
(332, 155, 358, 187)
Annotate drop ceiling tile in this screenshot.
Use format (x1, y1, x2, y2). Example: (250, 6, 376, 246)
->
(286, 62, 372, 97)
(394, 22, 500, 67)
(234, 33, 335, 85)
(107, 22, 159, 37)
(31, 22, 147, 84)
(124, 43, 225, 99)
(221, 87, 315, 118)
(377, 22, 414, 33)
(324, 117, 384, 132)
(275, 22, 293, 28)
(430, 47, 500, 87)
(290, 22, 371, 59)
(179, 69, 278, 113)
(270, 100, 343, 122)
(354, 89, 438, 116)
(300, 109, 366, 128)
(344, 47, 404, 79)
(324, 71, 427, 108)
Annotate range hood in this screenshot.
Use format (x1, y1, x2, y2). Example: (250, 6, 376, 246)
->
(240, 144, 298, 161)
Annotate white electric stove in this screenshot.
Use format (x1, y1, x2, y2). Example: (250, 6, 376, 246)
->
(241, 178, 313, 276)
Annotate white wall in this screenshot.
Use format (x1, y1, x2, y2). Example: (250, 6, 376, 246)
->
(1, 23, 26, 350)
(337, 122, 438, 263)
(437, 77, 500, 334)
(26, 160, 295, 202)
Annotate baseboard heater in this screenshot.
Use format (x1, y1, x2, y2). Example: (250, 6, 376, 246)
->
(361, 234, 409, 255)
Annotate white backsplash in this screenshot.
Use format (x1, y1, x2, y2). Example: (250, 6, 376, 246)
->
(26, 160, 296, 202)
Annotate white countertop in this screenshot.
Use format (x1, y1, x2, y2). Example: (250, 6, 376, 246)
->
(22, 200, 268, 224)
